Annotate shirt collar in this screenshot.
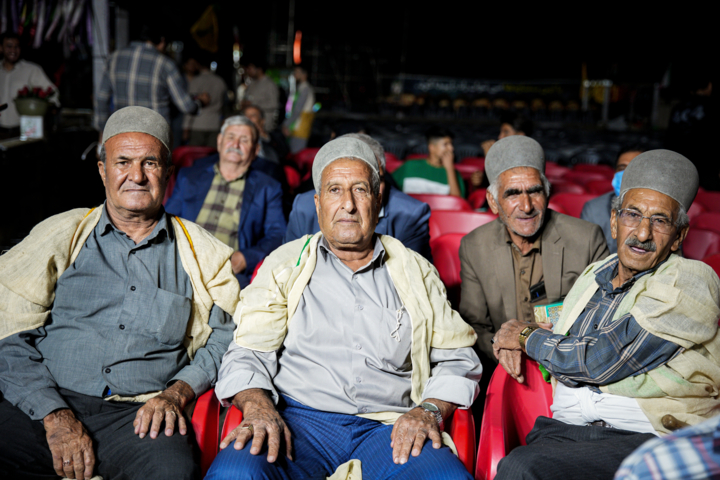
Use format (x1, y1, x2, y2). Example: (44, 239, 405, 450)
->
(98, 202, 172, 244)
(504, 226, 542, 254)
(213, 162, 247, 182)
(318, 235, 386, 272)
(594, 254, 670, 293)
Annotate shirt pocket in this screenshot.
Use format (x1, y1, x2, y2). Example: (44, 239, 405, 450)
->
(147, 288, 192, 346)
(377, 306, 413, 371)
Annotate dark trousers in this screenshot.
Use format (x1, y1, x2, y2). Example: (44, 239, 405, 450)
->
(495, 416, 656, 480)
(0, 389, 199, 480)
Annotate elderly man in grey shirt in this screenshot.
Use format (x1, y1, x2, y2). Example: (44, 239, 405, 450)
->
(0, 107, 239, 480)
(205, 137, 481, 480)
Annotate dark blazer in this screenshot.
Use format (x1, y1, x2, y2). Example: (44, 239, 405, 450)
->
(459, 210, 609, 360)
(283, 185, 433, 261)
(165, 155, 287, 288)
(581, 191, 617, 254)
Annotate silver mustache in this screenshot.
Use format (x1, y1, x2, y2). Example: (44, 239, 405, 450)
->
(625, 236, 657, 252)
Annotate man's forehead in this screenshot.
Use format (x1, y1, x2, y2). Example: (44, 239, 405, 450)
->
(623, 188, 679, 214)
(223, 125, 254, 136)
(499, 167, 542, 186)
(322, 158, 372, 182)
(105, 132, 164, 153)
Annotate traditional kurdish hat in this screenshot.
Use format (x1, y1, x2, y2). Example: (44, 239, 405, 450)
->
(312, 137, 379, 192)
(485, 135, 545, 184)
(620, 149, 699, 211)
(101, 106, 171, 152)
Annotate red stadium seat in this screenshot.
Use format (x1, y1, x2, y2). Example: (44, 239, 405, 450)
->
(284, 165, 301, 190)
(562, 170, 612, 186)
(191, 389, 221, 477)
(291, 147, 321, 173)
(384, 152, 401, 163)
(197, 392, 477, 474)
(585, 179, 613, 195)
(404, 153, 428, 160)
(455, 163, 483, 181)
(408, 194, 473, 211)
(429, 211, 497, 243)
(550, 180, 587, 195)
(573, 164, 615, 176)
(385, 156, 404, 173)
(687, 202, 707, 222)
(431, 233, 464, 289)
(468, 189, 488, 210)
(544, 162, 570, 180)
(691, 212, 720, 233)
(250, 259, 265, 283)
(475, 355, 553, 480)
(164, 146, 218, 204)
(702, 254, 720, 278)
(460, 157, 485, 169)
(695, 191, 720, 213)
(547, 193, 598, 218)
(682, 229, 720, 261)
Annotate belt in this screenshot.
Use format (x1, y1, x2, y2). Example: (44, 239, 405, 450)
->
(589, 420, 614, 428)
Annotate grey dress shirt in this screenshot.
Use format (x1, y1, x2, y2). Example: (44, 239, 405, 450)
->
(215, 236, 481, 414)
(0, 205, 234, 420)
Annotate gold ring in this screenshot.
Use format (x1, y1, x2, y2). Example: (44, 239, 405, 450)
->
(63, 460, 72, 466)
(241, 424, 254, 433)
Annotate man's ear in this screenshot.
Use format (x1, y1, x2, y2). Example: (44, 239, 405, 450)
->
(487, 190, 499, 215)
(97, 160, 106, 186)
(671, 225, 690, 252)
(610, 209, 618, 240)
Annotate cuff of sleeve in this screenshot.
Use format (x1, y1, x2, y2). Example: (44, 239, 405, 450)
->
(19, 387, 69, 421)
(525, 327, 554, 360)
(423, 376, 480, 409)
(170, 367, 211, 400)
(214, 370, 278, 407)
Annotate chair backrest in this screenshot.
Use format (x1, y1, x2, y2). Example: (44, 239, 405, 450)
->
(430, 233, 464, 289)
(702, 254, 720, 278)
(547, 193, 598, 218)
(468, 188, 488, 210)
(691, 212, 720, 233)
(573, 164, 615, 176)
(291, 147, 321, 173)
(385, 156, 404, 173)
(544, 162, 571, 180)
(408, 194, 473, 211)
(164, 146, 217, 204)
(454, 163, 483, 181)
(585, 179, 613, 195)
(475, 356, 553, 480)
(682, 228, 720, 261)
(696, 191, 720, 213)
(284, 165, 301, 190)
(550, 179, 587, 195)
(404, 153, 428, 160)
(688, 202, 707, 222)
(562, 170, 613, 186)
(460, 157, 485, 169)
(429, 210, 496, 242)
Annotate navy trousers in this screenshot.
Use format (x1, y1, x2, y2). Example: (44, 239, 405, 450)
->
(206, 395, 472, 480)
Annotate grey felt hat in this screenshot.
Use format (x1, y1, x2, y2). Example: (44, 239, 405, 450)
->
(485, 136, 545, 184)
(101, 106, 171, 152)
(312, 137, 379, 192)
(620, 149, 699, 211)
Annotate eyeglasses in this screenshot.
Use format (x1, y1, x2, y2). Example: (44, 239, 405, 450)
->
(617, 209, 675, 234)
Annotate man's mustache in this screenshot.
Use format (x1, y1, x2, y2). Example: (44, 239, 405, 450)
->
(225, 147, 244, 155)
(625, 236, 657, 252)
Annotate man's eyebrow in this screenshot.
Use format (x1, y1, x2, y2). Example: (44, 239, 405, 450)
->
(502, 184, 544, 198)
(625, 204, 672, 219)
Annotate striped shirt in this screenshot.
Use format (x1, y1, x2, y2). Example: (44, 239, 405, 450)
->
(526, 256, 681, 391)
(94, 42, 199, 130)
(195, 163, 246, 250)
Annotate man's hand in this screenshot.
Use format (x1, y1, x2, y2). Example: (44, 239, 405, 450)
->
(196, 92, 210, 107)
(133, 380, 194, 440)
(493, 320, 552, 383)
(43, 409, 95, 479)
(390, 399, 454, 465)
(440, 150, 455, 170)
(219, 388, 292, 463)
(231, 251, 247, 274)
(498, 349, 525, 383)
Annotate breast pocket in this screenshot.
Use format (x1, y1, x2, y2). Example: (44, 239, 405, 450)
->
(147, 288, 192, 346)
(378, 307, 413, 370)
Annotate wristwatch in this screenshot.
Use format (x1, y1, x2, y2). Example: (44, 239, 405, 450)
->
(518, 326, 538, 349)
(421, 401, 444, 431)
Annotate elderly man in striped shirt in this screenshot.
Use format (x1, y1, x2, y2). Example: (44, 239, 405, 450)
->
(492, 150, 720, 480)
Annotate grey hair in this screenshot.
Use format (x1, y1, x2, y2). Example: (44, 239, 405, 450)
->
(340, 133, 386, 170)
(99, 144, 172, 167)
(487, 170, 551, 203)
(317, 157, 381, 198)
(611, 192, 689, 229)
(220, 115, 259, 144)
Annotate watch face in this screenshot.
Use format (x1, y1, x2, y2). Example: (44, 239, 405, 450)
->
(421, 402, 439, 413)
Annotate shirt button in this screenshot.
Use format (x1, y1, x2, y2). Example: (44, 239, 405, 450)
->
(356, 377, 362, 383)
(594, 324, 599, 329)
(355, 344, 362, 350)
(361, 407, 368, 413)
(521, 269, 526, 275)
(524, 297, 529, 301)
(357, 305, 363, 310)
(119, 325, 125, 330)
(130, 286, 136, 291)
(29, 409, 35, 416)
(105, 368, 111, 374)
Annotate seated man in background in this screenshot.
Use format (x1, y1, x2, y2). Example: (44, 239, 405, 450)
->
(480, 111, 534, 157)
(492, 150, 720, 480)
(206, 137, 482, 480)
(284, 133, 433, 261)
(0, 107, 238, 480)
(460, 135, 608, 367)
(392, 126, 465, 198)
(166, 115, 286, 288)
(241, 104, 281, 164)
(581, 145, 644, 253)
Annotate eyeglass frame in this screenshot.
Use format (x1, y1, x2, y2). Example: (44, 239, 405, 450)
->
(615, 208, 677, 235)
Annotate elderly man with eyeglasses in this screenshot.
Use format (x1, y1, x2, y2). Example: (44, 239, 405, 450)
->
(491, 150, 720, 480)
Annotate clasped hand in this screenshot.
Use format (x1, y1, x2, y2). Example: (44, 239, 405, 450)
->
(492, 319, 551, 384)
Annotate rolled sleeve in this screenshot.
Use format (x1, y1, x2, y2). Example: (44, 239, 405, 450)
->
(214, 341, 280, 406)
(422, 346, 482, 408)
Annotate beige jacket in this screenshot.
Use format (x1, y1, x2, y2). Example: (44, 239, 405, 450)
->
(0, 207, 240, 402)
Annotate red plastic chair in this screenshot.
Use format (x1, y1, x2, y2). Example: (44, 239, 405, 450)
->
(688, 202, 707, 222)
(468, 189, 488, 210)
(573, 164, 615, 176)
(408, 194, 473, 211)
(585, 179, 613, 195)
(682, 228, 720, 261)
(460, 157, 485, 169)
(475, 355, 553, 480)
(431, 233, 464, 289)
(198, 394, 477, 474)
(284, 165, 301, 190)
(191, 389, 221, 477)
(702, 254, 720, 278)
(250, 259, 265, 283)
(562, 170, 612, 186)
(385, 156, 404, 173)
(696, 191, 720, 213)
(164, 146, 218, 204)
(404, 153, 428, 160)
(429, 211, 496, 243)
(291, 147, 321, 173)
(544, 162, 570, 180)
(550, 180, 587, 195)
(547, 193, 598, 218)
(691, 212, 720, 233)
(455, 163, 483, 181)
